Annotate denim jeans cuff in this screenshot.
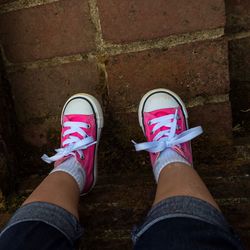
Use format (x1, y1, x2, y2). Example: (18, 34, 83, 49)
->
(132, 196, 231, 243)
(0, 201, 83, 244)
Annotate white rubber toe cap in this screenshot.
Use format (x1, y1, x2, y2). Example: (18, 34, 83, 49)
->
(64, 98, 94, 115)
(143, 92, 180, 112)
(61, 93, 104, 129)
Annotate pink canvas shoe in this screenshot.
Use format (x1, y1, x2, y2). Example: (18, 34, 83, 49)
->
(133, 88, 203, 171)
(42, 94, 104, 194)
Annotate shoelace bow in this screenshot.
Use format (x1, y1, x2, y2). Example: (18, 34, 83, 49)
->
(42, 121, 96, 163)
(133, 110, 203, 153)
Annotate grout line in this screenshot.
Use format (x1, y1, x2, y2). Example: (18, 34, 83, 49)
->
(216, 197, 250, 205)
(227, 31, 250, 41)
(87, 0, 110, 106)
(96, 61, 110, 108)
(88, 0, 105, 51)
(5, 54, 85, 72)
(0, 0, 59, 14)
(102, 28, 224, 56)
(0, 44, 9, 65)
(5, 28, 224, 72)
(186, 94, 229, 108)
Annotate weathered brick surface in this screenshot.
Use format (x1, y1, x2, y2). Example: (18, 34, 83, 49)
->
(225, 0, 250, 34)
(0, 60, 19, 196)
(188, 102, 232, 144)
(8, 61, 102, 146)
(229, 38, 250, 81)
(231, 80, 250, 132)
(0, 0, 96, 63)
(229, 37, 250, 133)
(9, 61, 101, 121)
(106, 39, 229, 112)
(98, 0, 225, 43)
(0, 0, 14, 4)
(187, 102, 233, 160)
(20, 116, 60, 148)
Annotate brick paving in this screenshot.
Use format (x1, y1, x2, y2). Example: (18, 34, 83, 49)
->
(0, 0, 96, 62)
(0, 0, 249, 249)
(97, 0, 225, 43)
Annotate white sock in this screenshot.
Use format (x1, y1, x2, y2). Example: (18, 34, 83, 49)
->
(50, 157, 85, 193)
(153, 148, 191, 182)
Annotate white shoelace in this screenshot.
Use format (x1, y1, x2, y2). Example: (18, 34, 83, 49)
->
(42, 121, 96, 163)
(133, 110, 203, 153)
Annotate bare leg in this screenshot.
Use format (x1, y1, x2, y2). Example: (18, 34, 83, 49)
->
(153, 162, 220, 211)
(22, 172, 80, 219)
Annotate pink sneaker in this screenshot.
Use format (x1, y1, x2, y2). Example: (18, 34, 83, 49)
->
(42, 93, 104, 194)
(133, 88, 203, 169)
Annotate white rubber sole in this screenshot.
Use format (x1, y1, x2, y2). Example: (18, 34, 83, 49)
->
(61, 93, 104, 195)
(138, 88, 189, 134)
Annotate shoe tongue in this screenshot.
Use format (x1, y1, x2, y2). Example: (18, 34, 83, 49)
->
(63, 114, 79, 122)
(63, 114, 90, 123)
(151, 107, 178, 118)
(154, 110, 169, 118)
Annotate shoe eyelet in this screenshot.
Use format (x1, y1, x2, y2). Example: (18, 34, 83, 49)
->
(87, 124, 91, 129)
(148, 121, 151, 125)
(150, 131, 154, 135)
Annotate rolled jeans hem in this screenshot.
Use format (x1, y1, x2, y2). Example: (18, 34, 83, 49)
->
(0, 201, 83, 245)
(132, 195, 231, 243)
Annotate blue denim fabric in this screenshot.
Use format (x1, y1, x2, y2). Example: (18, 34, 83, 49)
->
(0, 221, 75, 250)
(132, 196, 244, 250)
(133, 217, 244, 250)
(0, 202, 82, 246)
(132, 196, 231, 243)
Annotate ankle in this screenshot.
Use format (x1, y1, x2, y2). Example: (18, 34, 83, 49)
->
(51, 157, 86, 193)
(153, 148, 191, 182)
(164, 162, 191, 169)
